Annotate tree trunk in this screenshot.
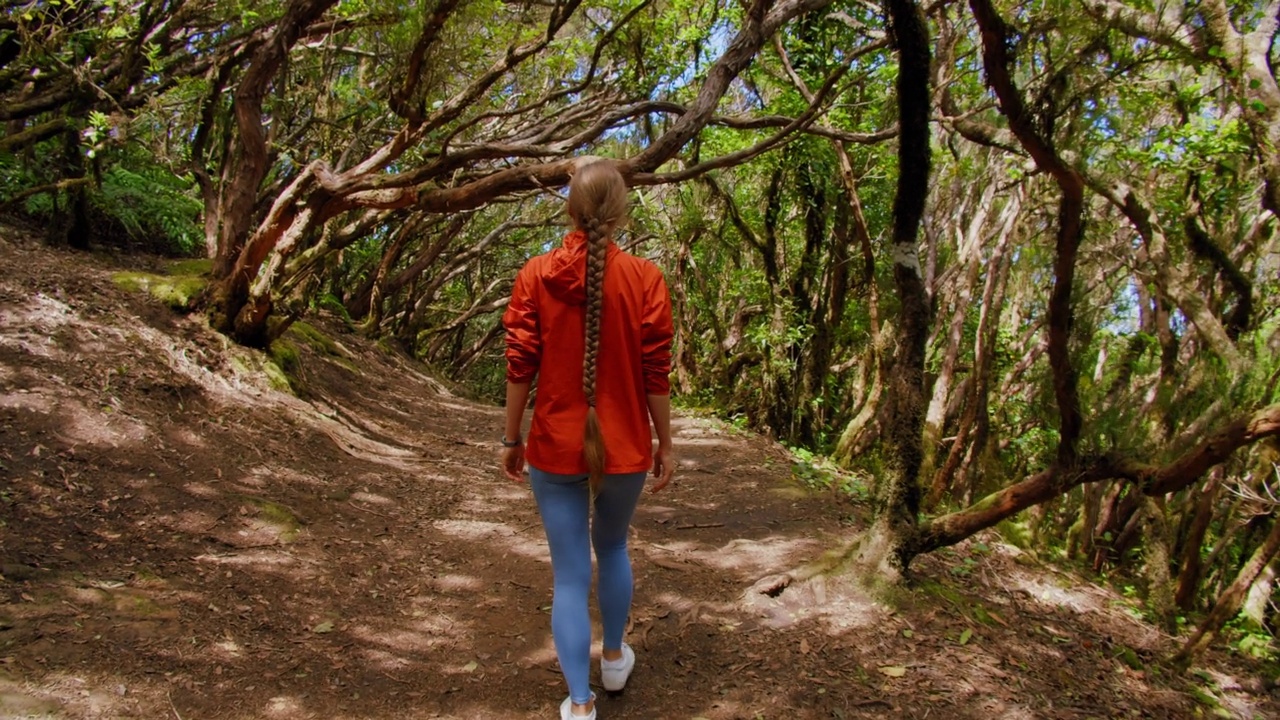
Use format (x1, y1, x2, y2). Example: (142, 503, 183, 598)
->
(1175, 516, 1280, 665)
(1175, 472, 1220, 610)
(206, 0, 341, 343)
(1242, 558, 1278, 631)
(357, 216, 422, 332)
(970, 0, 1086, 470)
(920, 185, 991, 491)
(930, 187, 1020, 504)
(867, 0, 931, 574)
(1141, 497, 1177, 633)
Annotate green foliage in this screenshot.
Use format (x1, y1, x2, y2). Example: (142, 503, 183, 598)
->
(2, 141, 202, 256)
(93, 166, 203, 255)
(314, 293, 353, 323)
(786, 444, 871, 501)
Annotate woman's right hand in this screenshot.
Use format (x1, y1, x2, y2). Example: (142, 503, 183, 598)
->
(650, 445, 675, 493)
(502, 443, 526, 483)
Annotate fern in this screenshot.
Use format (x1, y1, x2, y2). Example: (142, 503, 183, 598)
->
(93, 166, 202, 255)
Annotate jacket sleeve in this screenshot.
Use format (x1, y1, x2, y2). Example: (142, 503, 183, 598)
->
(641, 267, 674, 395)
(503, 263, 540, 383)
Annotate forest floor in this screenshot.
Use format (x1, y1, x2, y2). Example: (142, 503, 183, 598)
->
(0, 221, 1276, 720)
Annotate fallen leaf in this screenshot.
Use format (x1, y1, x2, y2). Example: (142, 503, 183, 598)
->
(462, 661, 478, 673)
(959, 628, 972, 645)
(800, 639, 810, 654)
(878, 665, 907, 678)
(312, 621, 334, 634)
(902, 629, 914, 638)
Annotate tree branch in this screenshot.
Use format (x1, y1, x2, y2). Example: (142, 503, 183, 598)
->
(909, 403, 1280, 555)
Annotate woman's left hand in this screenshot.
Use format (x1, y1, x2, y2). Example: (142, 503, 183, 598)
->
(502, 444, 526, 482)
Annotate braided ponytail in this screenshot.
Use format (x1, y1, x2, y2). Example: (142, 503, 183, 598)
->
(582, 215, 608, 490)
(566, 160, 628, 492)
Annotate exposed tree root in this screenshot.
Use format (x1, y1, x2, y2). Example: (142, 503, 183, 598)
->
(746, 521, 904, 602)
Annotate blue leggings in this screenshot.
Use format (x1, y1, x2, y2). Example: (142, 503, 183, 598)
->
(529, 466, 647, 705)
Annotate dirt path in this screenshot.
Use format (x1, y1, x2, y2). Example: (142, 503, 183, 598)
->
(0, 227, 1275, 719)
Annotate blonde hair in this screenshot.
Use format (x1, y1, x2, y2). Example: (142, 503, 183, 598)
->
(567, 159, 628, 491)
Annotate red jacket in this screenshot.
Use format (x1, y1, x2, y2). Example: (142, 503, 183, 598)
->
(503, 230, 674, 475)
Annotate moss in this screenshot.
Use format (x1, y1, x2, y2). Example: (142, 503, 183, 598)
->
(1115, 645, 1143, 670)
(261, 357, 294, 394)
(112, 271, 207, 311)
(132, 567, 162, 583)
(130, 595, 165, 616)
(269, 340, 300, 372)
(913, 577, 1001, 626)
(916, 577, 967, 608)
(970, 603, 998, 626)
(996, 518, 1033, 550)
(242, 496, 302, 542)
(1186, 686, 1231, 718)
(228, 356, 251, 376)
(167, 258, 213, 276)
(282, 321, 360, 374)
(288, 321, 341, 356)
(376, 336, 404, 357)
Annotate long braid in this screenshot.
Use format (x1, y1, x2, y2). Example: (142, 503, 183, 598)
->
(582, 214, 608, 491)
(566, 159, 627, 492)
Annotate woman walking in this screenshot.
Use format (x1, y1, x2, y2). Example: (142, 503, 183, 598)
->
(500, 158, 675, 720)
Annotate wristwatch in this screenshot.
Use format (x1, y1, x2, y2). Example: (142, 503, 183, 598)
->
(501, 435, 522, 447)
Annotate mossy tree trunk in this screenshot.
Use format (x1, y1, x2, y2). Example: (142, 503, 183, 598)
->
(856, 0, 932, 577)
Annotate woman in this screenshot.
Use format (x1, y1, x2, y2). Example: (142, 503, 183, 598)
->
(500, 158, 675, 720)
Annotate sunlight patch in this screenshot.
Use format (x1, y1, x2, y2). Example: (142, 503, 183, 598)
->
(194, 549, 315, 580)
(0, 390, 54, 413)
(158, 509, 219, 534)
(263, 695, 304, 717)
(519, 636, 559, 668)
(213, 638, 244, 659)
(405, 608, 460, 636)
(671, 436, 738, 448)
(168, 426, 208, 449)
(741, 572, 886, 632)
(183, 482, 220, 499)
(359, 647, 417, 674)
(350, 625, 442, 655)
(681, 536, 823, 578)
(432, 519, 517, 541)
(59, 401, 148, 446)
(1011, 574, 1105, 613)
(351, 490, 395, 506)
(427, 574, 485, 593)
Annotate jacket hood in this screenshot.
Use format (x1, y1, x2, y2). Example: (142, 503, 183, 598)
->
(542, 229, 619, 304)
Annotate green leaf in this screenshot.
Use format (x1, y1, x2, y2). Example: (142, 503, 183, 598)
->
(312, 621, 334, 633)
(958, 628, 972, 645)
(878, 665, 907, 678)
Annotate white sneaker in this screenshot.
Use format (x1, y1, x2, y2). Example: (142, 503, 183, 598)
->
(560, 695, 596, 720)
(600, 643, 635, 692)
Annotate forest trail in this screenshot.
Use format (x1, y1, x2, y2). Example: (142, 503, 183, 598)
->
(0, 224, 1274, 719)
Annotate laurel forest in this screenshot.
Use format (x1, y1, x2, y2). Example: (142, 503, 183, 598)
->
(4, 0, 1280, 668)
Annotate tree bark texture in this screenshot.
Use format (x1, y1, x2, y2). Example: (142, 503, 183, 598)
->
(874, 0, 932, 569)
